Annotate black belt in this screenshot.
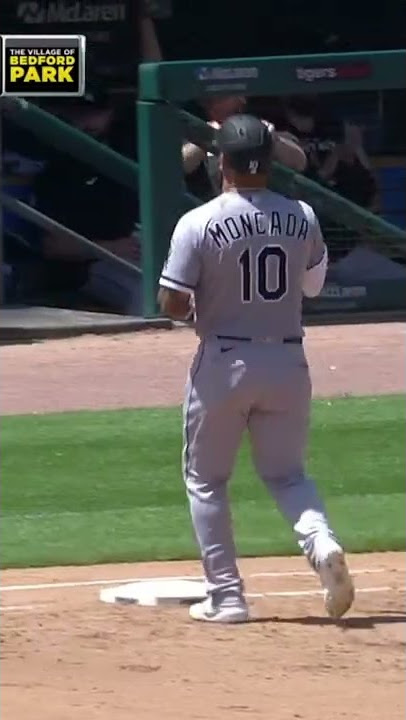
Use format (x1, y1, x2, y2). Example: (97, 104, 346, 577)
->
(216, 335, 302, 344)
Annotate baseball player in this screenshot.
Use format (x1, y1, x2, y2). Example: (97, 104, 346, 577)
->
(158, 114, 354, 624)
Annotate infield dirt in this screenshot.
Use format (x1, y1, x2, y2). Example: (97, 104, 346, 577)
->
(2, 323, 405, 720)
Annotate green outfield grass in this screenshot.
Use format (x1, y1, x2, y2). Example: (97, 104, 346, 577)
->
(2, 395, 404, 568)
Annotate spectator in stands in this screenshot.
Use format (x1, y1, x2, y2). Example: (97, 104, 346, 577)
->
(283, 95, 340, 182)
(318, 122, 378, 211)
(2, 0, 164, 311)
(283, 97, 378, 261)
(140, 11, 163, 62)
(182, 95, 307, 201)
(32, 93, 142, 315)
(2, 114, 53, 302)
(318, 122, 378, 263)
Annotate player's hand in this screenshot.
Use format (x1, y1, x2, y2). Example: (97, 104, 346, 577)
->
(277, 130, 299, 143)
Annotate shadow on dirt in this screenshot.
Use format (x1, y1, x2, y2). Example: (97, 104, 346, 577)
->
(252, 613, 406, 629)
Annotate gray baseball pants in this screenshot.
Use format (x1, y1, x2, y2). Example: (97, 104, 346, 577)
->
(183, 337, 334, 602)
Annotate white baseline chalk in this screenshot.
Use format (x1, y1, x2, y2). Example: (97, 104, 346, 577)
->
(0, 567, 393, 594)
(0, 586, 395, 612)
(0, 603, 49, 612)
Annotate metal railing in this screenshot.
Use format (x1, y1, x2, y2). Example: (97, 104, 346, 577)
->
(1, 194, 142, 275)
(4, 96, 405, 244)
(2, 97, 139, 191)
(1, 97, 147, 303)
(2, 94, 406, 313)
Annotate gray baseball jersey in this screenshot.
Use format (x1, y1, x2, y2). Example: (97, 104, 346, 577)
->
(160, 189, 325, 338)
(159, 189, 334, 605)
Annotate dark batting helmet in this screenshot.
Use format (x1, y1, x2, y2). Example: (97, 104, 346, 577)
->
(215, 113, 272, 174)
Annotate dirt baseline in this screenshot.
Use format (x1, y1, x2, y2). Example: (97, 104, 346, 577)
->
(1, 323, 405, 720)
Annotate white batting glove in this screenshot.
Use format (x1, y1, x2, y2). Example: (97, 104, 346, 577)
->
(261, 120, 275, 135)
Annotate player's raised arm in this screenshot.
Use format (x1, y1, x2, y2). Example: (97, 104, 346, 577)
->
(157, 214, 201, 319)
(302, 213, 328, 298)
(272, 130, 307, 173)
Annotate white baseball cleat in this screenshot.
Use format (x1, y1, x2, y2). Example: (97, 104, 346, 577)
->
(318, 547, 355, 619)
(189, 597, 249, 623)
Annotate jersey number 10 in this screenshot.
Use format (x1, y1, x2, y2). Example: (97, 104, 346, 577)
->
(239, 245, 288, 302)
